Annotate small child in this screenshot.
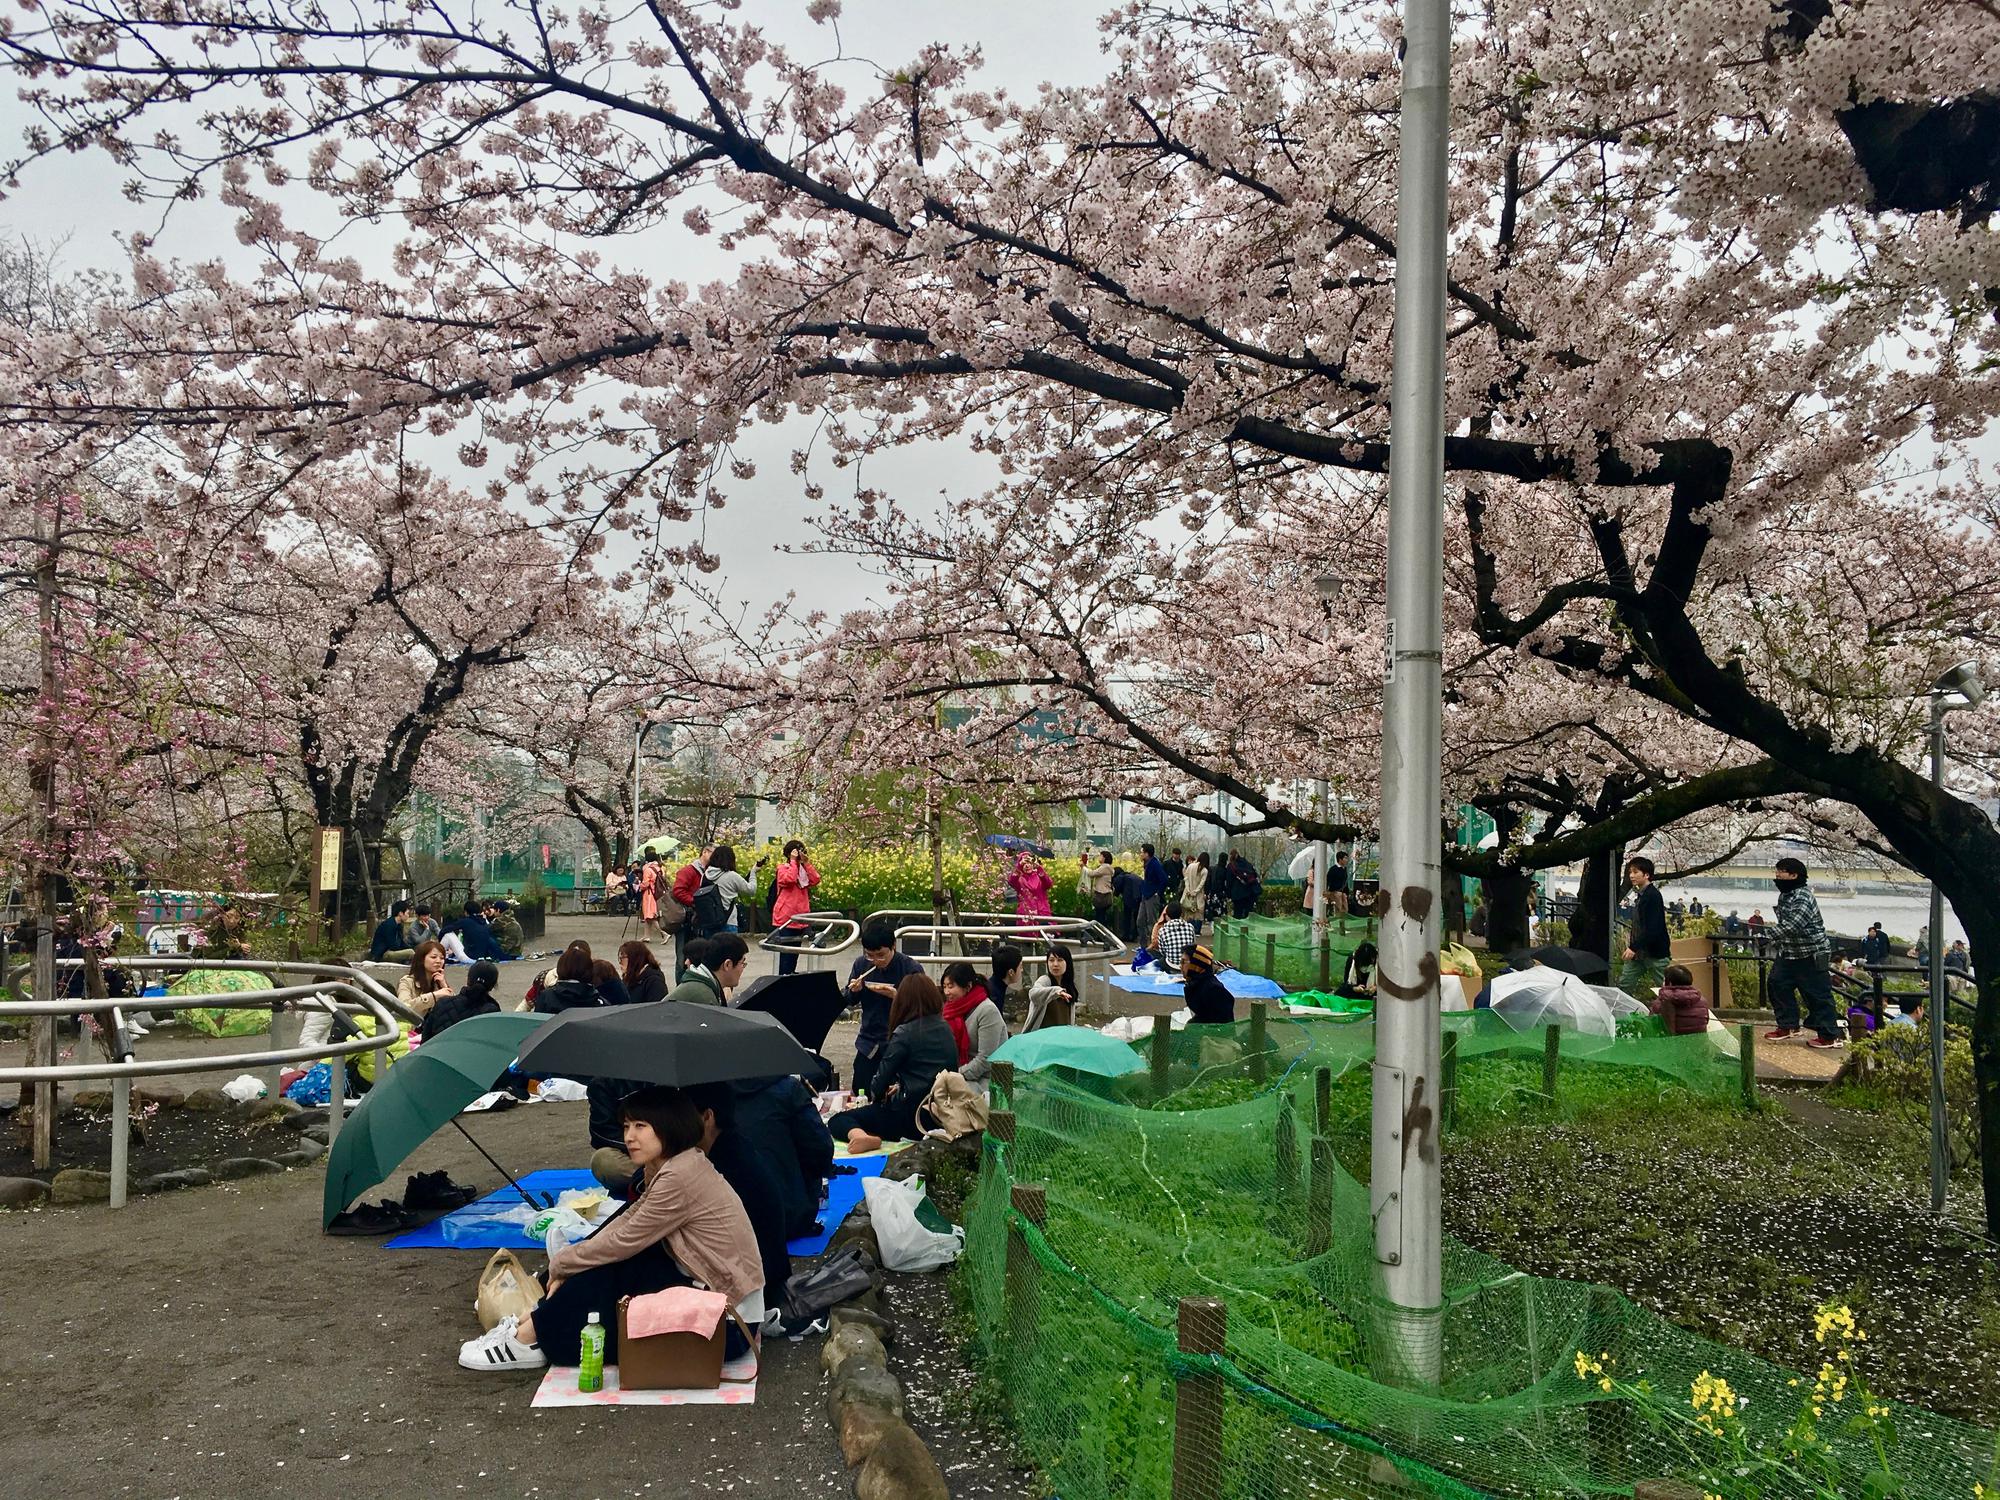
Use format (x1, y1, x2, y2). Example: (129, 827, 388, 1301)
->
(1650, 962, 1711, 1035)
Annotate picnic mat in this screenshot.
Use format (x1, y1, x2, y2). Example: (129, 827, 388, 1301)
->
(532, 1361, 757, 1407)
(383, 1159, 886, 1255)
(1107, 968, 1288, 1000)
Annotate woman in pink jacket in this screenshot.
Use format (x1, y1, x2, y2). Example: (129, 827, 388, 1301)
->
(771, 839, 821, 975)
(1007, 854, 1053, 922)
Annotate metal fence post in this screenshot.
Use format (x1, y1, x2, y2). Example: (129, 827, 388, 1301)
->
(110, 1075, 130, 1208)
(1171, 1298, 1228, 1500)
(1151, 1014, 1173, 1096)
(1542, 1024, 1561, 1101)
(1248, 1001, 1269, 1087)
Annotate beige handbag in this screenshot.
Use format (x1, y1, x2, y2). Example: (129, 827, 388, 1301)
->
(921, 1070, 991, 1138)
(474, 1248, 543, 1331)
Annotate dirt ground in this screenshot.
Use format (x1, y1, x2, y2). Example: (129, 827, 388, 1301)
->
(0, 918, 1035, 1499)
(0, 1097, 1038, 1500)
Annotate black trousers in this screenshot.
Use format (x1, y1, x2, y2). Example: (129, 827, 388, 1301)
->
(826, 1093, 923, 1143)
(537, 1240, 751, 1365)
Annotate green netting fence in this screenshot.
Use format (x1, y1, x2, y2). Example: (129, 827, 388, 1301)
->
(965, 1015, 1997, 1499)
(1208, 914, 1381, 994)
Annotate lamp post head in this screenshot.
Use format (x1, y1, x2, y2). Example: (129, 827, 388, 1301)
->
(1933, 660, 1986, 709)
(1313, 572, 1345, 603)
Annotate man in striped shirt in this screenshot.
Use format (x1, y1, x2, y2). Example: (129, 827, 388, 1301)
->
(1764, 858, 1842, 1049)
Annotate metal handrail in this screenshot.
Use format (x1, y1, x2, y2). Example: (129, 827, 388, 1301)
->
(1, 957, 418, 1206)
(757, 913, 861, 953)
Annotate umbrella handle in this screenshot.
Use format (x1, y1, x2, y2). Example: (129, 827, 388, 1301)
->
(449, 1117, 548, 1209)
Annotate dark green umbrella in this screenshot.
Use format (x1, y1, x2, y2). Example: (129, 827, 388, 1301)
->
(321, 1011, 549, 1229)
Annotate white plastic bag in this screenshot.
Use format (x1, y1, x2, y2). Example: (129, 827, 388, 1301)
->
(861, 1174, 965, 1272)
(221, 1073, 266, 1103)
(535, 1077, 589, 1102)
(532, 1206, 594, 1255)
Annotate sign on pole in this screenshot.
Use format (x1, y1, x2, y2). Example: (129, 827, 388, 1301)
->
(310, 827, 342, 946)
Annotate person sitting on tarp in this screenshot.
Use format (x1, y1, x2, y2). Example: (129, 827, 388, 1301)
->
(484, 900, 525, 959)
(827, 973, 957, 1153)
(458, 1086, 764, 1374)
(453, 899, 507, 963)
(1649, 963, 1711, 1036)
(724, 1074, 836, 1238)
(1336, 941, 1379, 1003)
(1181, 944, 1236, 1025)
(418, 961, 503, 1043)
(370, 899, 415, 963)
(687, 1082, 795, 1311)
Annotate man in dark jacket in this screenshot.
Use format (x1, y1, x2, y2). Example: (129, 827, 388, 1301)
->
(730, 1074, 836, 1237)
(688, 1083, 795, 1307)
(455, 899, 506, 962)
(1861, 923, 1891, 966)
(1618, 856, 1672, 993)
(368, 900, 413, 962)
(844, 920, 923, 1094)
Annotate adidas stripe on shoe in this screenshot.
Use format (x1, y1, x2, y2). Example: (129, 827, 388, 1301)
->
(458, 1315, 548, 1371)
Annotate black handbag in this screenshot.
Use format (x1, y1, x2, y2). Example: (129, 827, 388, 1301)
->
(781, 1242, 876, 1322)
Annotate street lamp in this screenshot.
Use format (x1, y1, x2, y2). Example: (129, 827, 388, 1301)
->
(1310, 572, 1346, 952)
(1926, 660, 1984, 1211)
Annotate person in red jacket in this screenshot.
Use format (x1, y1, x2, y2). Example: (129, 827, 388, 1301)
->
(770, 839, 821, 975)
(670, 846, 712, 973)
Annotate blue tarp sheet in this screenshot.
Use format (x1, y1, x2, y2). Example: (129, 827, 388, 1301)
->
(381, 1157, 883, 1256)
(1108, 968, 1288, 1000)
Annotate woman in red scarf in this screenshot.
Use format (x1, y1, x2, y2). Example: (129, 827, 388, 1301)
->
(939, 962, 1008, 1091)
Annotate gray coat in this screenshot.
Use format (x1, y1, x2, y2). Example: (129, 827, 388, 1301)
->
(958, 1000, 1009, 1086)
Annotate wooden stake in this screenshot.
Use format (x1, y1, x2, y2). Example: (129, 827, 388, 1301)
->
(1171, 1298, 1228, 1500)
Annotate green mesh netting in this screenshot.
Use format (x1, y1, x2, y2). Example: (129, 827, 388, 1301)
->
(966, 1019, 1996, 1499)
(1208, 915, 1412, 996)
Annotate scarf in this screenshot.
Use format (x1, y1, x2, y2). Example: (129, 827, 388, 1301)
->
(943, 983, 989, 1065)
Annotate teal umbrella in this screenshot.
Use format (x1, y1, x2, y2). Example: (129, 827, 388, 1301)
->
(321, 1012, 550, 1228)
(990, 1025, 1147, 1078)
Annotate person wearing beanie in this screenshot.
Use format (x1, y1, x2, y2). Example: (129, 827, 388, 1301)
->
(1181, 943, 1235, 1025)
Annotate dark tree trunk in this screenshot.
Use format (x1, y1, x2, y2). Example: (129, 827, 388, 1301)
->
(1481, 867, 1535, 952)
(1567, 846, 1621, 962)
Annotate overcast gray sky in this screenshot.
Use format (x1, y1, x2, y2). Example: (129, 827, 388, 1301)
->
(0, 2, 1114, 622)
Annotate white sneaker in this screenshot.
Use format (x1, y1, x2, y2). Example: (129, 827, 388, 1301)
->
(457, 1315, 547, 1371)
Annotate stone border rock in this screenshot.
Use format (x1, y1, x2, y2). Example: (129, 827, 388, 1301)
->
(820, 1214, 951, 1500)
(1, 1089, 328, 1208)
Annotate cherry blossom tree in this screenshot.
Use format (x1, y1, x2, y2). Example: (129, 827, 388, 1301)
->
(2, 0, 1998, 1220)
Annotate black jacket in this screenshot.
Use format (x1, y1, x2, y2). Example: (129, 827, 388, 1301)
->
(1628, 885, 1671, 961)
(874, 1014, 959, 1104)
(731, 1075, 836, 1237)
(626, 966, 668, 1006)
(456, 913, 506, 963)
(1184, 971, 1236, 1025)
(417, 989, 500, 1042)
(533, 979, 604, 1015)
(707, 1129, 793, 1302)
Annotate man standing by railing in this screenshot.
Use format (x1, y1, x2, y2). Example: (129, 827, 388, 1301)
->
(1765, 858, 1841, 1049)
(1618, 856, 1672, 994)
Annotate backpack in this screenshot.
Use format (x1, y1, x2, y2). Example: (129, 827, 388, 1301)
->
(689, 875, 731, 939)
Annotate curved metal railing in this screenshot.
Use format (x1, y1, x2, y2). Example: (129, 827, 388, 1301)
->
(754, 914, 862, 975)
(0, 957, 417, 1207)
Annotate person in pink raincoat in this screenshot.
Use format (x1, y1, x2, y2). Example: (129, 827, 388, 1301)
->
(1006, 853, 1053, 919)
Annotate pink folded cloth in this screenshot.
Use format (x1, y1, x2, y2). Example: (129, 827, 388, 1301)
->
(625, 1286, 729, 1340)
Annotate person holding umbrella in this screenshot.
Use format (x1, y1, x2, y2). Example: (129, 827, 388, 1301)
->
(457, 1086, 764, 1373)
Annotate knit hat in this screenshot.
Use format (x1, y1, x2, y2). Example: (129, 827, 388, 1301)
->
(1183, 943, 1216, 974)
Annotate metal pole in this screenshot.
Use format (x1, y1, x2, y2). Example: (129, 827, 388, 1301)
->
(631, 718, 645, 865)
(1311, 778, 1329, 956)
(1369, 0, 1449, 1384)
(110, 1075, 130, 1208)
(1928, 700, 1950, 1211)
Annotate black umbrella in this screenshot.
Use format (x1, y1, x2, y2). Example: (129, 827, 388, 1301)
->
(514, 1002, 815, 1087)
(731, 971, 848, 1055)
(1505, 944, 1611, 980)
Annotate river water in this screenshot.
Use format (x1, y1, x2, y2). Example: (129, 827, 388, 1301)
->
(1545, 877, 1966, 947)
